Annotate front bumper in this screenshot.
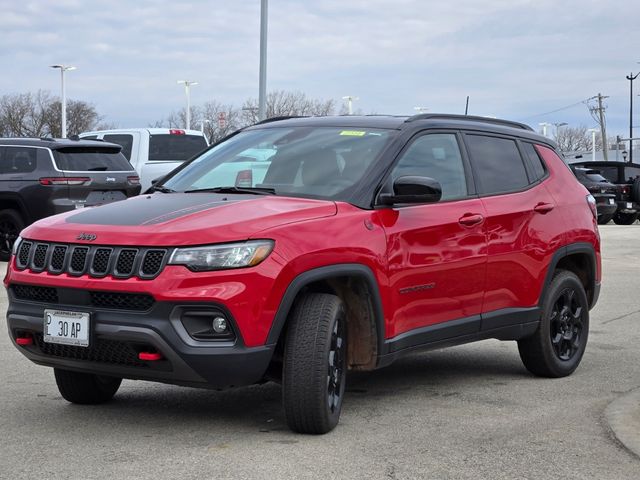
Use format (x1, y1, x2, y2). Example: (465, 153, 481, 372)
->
(6, 290, 275, 389)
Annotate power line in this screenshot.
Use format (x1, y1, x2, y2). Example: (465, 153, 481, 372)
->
(519, 96, 597, 121)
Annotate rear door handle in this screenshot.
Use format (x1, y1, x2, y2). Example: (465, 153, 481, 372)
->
(458, 213, 484, 227)
(533, 202, 554, 214)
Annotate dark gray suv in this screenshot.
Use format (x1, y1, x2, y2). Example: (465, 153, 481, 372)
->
(0, 138, 141, 259)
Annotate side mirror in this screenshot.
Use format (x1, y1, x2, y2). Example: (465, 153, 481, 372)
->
(378, 176, 442, 205)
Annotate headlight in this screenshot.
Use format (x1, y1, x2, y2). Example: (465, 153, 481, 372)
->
(168, 240, 274, 271)
(11, 236, 22, 256)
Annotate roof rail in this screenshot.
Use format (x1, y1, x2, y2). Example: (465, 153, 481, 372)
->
(40, 137, 56, 141)
(252, 115, 307, 126)
(405, 113, 534, 131)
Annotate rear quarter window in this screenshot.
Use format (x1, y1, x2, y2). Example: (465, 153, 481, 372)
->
(52, 147, 134, 172)
(148, 134, 208, 161)
(521, 142, 547, 182)
(464, 135, 530, 194)
(0, 146, 37, 174)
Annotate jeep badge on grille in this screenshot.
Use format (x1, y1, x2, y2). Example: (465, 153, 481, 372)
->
(77, 233, 97, 241)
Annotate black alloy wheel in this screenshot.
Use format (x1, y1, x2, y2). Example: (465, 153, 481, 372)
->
(0, 209, 24, 261)
(549, 288, 584, 361)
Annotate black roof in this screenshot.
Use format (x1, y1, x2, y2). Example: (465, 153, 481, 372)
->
(0, 137, 122, 151)
(246, 114, 551, 145)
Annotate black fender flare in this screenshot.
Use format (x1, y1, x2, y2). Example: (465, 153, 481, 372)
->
(266, 263, 386, 355)
(539, 242, 598, 309)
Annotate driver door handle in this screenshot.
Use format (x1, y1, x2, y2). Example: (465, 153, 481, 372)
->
(458, 213, 484, 227)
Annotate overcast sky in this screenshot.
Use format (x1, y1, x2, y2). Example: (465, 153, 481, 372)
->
(1, 0, 638, 135)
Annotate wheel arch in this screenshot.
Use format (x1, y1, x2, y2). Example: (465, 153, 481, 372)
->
(0, 194, 30, 224)
(540, 243, 598, 310)
(267, 263, 385, 371)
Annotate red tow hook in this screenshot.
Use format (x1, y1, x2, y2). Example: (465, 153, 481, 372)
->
(138, 351, 163, 361)
(15, 335, 33, 346)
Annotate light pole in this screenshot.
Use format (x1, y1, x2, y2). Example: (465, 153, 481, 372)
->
(539, 122, 551, 137)
(258, 0, 268, 121)
(200, 119, 210, 133)
(177, 80, 198, 130)
(50, 64, 76, 138)
(342, 96, 359, 115)
(587, 128, 599, 161)
(626, 71, 639, 163)
(553, 122, 568, 138)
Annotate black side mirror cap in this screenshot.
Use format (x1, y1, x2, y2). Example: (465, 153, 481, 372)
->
(378, 176, 442, 205)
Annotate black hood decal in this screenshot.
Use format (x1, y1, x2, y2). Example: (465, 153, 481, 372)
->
(65, 193, 252, 226)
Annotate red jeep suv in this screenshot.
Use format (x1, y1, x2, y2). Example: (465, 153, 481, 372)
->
(6, 114, 601, 434)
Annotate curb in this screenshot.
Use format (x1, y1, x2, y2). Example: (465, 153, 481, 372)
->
(605, 387, 640, 459)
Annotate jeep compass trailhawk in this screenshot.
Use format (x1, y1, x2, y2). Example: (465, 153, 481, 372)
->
(6, 114, 601, 434)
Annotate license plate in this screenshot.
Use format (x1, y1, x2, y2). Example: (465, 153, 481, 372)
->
(627, 202, 633, 209)
(44, 310, 90, 347)
(609, 198, 615, 205)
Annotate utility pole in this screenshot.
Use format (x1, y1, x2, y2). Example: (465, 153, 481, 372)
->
(626, 72, 639, 163)
(464, 96, 469, 115)
(588, 93, 609, 161)
(342, 96, 358, 115)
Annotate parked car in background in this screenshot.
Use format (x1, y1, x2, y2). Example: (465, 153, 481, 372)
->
(570, 166, 617, 224)
(79, 128, 208, 191)
(571, 160, 640, 224)
(0, 138, 141, 259)
(7, 114, 601, 434)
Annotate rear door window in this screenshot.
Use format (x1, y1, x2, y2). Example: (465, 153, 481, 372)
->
(0, 147, 38, 174)
(52, 147, 133, 171)
(103, 134, 134, 160)
(148, 134, 208, 161)
(465, 135, 530, 195)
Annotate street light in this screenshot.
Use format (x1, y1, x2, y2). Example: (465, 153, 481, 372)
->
(342, 96, 359, 115)
(553, 122, 568, 138)
(587, 128, 599, 161)
(258, 0, 268, 121)
(626, 71, 639, 163)
(177, 80, 198, 130)
(50, 64, 76, 138)
(200, 119, 210, 133)
(539, 122, 551, 137)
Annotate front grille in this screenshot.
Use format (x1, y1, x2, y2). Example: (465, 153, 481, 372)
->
(12, 284, 58, 303)
(50, 246, 67, 272)
(34, 334, 147, 368)
(90, 291, 154, 311)
(115, 249, 137, 276)
(69, 247, 89, 273)
(14, 242, 168, 280)
(12, 285, 155, 311)
(32, 244, 48, 270)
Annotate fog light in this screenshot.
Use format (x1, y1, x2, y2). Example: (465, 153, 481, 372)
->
(212, 316, 228, 333)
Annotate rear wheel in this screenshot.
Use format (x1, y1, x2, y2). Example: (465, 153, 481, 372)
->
(612, 212, 638, 225)
(283, 293, 347, 434)
(54, 369, 122, 404)
(518, 270, 589, 377)
(597, 214, 613, 225)
(0, 209, 24, 261)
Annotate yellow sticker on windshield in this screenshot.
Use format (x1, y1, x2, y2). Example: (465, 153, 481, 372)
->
(340, 130, 366, 136)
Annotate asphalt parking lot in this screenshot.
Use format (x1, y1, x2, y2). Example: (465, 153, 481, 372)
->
(1, 225, 639, 480)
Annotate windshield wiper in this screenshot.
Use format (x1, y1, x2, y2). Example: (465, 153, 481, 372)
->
(148, 184, 176, 193)
(184, 186, 276, 195)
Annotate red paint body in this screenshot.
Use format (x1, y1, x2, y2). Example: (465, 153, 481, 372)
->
(6, 141, 601, 350)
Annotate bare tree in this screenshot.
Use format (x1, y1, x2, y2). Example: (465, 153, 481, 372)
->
(554, 125, 604, 152)
(241, 90, 335, 125)
(0, 90, 103, 137)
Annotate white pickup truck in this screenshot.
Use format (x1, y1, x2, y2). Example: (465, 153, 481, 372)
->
(79, 128, 208, 191)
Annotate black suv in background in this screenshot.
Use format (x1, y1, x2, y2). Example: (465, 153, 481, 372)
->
(570, 166, 617, 224)
(571, 160, 640, 224)
(0, 138, 141, 259)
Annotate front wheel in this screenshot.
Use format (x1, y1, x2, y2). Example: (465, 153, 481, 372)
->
(597, 214, 613, 225)
(54, 369, 122, 404)
(283, 293, 347, 434)
(518, 270, 589, 377)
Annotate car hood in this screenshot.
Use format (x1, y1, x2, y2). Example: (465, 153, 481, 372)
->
(23, 193, 337, 246)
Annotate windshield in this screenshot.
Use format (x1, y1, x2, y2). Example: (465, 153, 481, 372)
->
(162, 126, 395, 200)
(53, 147, 133, 171)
